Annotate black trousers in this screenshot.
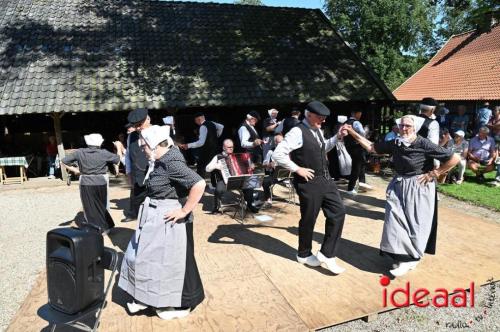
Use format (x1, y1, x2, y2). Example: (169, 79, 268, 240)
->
(213, 180, 254, 210)
(347, 146, 366, 191)
(295, 177, 345, 258)
(130, 183, 147, 218)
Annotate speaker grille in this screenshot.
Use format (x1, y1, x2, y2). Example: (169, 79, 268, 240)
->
(48, 259, 77, 314)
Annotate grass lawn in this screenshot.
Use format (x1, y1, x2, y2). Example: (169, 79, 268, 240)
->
(438, 170, 500, 211)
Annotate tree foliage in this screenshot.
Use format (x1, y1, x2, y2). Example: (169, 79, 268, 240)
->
(324, 0, 499, 91)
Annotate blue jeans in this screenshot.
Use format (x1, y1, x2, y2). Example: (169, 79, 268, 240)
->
(47, 156, 56, 176)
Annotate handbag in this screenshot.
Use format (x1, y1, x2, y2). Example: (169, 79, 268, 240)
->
(336, 141, 352, 176)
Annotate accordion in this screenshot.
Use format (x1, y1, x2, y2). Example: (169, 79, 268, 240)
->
(219, 153, 253, 184)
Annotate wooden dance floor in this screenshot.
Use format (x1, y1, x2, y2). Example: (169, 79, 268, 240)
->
(7, 182, 500, 331)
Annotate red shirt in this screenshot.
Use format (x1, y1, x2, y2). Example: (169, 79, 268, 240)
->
(46, 143, 58, 156)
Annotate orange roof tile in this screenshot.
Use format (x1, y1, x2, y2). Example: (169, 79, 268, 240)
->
(393, 24, 500, 101)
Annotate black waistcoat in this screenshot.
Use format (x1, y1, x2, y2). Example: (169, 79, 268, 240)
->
(343, 118, 362, 150)
(417, 114, 434, 139)
(128, 131, 149, 186)
(282, 117, 300, 136)
(239, 122, 262, 161)
(199, 121, 218, 161)
(290, 123, 330, 183)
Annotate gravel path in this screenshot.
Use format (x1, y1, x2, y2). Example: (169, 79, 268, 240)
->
(0, 185, 81, 331)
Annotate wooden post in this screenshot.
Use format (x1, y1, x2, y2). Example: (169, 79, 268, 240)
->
(51, 112, 68, 181)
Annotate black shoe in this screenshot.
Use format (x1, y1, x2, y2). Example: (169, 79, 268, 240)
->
(122, 216, 137, 223)
(477, 174, 485, 183)
(247, 203, 260, 214)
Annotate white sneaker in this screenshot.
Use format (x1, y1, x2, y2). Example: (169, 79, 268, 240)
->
(156, 308, 191, 320)
(358, 182, 373, 191)
(127, 301, 148, 313)
(48, 175, 55, 179)
(316, 251, 346, 274)
(496, 176, 500, 182)
(296, 254, 321, 267)
(390, 261, 419, 277)
(346, 189, 357, 196)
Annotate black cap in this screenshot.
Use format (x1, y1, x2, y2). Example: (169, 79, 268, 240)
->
(306, 101, 330, 116)
(248, 110, 261, 120)
(127, 108, 148, 125)
(193, 112, 205, 118)
(421, 97, 438, 107)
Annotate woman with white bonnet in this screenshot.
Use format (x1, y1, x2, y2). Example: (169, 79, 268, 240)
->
(118, 125, 206, 320)
(343, 115, 460, 276)
(61, 133, 120, 234)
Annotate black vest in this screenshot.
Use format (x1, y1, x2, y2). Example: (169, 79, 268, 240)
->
(128, 131, 149, 186)
(240, 122, 262, 163)
(199, 121, 218, 162)
(290, 123, 330, 183)
(343, 118, 362, 150)
(282, 117, 300, 136)
(417, 114, 434, 139)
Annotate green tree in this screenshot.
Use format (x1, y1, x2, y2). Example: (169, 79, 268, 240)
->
(325, 0, 436, 90)
(234, 0, 264, 5)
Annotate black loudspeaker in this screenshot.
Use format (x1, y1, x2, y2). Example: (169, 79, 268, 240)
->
(46, 228, 104, 315)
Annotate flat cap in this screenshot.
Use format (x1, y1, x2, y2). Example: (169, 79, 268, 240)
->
(127, 108, 148, 124)
(248, 110, 261, 120)
(421, 97, 438, 107)
(306, 101, 330, 116)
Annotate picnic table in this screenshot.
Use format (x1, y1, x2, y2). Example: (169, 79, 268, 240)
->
(0, 156, 29, 185)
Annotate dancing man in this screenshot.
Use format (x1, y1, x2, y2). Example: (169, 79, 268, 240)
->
(273, 101, 346, 274)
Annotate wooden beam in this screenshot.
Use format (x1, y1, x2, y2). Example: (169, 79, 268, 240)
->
(51, 112, 68, 181)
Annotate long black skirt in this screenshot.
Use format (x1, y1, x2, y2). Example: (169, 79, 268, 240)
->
(79, 184, 115, 233)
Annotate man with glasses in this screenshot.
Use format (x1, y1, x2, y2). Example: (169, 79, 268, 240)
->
(205, 139, 259, 213)
(123, 108, 152, 222)
(273, 101, 347, 274)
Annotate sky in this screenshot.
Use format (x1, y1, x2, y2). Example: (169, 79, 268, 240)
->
(174, 0, 325, 10)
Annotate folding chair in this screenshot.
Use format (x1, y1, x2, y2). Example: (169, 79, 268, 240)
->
(40, 247, 119, 332)
(270, 167, 296, 204)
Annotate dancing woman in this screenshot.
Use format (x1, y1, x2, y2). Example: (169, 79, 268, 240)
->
(61, 133, 119, 234)
(118, 125, 206, 320)
(344, 115, 460, 276)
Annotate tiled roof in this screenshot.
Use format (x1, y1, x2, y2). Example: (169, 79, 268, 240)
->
(0, 0, 393, 115)
(394, 24, 500, 101)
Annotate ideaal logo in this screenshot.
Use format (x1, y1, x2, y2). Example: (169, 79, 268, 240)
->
(379, 275, 475, 308)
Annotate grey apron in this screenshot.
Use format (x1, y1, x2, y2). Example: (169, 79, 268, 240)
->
(118, 197, 188, 308)
(380, 175, 436, 259)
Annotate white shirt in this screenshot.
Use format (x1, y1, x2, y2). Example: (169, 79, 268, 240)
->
(238, 121, 260, 149)
(273, 120, 338, 173)
(187, 120, 224, 149)
(205, 153, 224, 173)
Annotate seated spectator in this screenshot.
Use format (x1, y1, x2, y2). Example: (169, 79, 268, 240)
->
(467, 126, 497, 183)
(384, 125, 399, 141)
(439, 128, 453, 149)
(448, 130, 468, 184)
(449, 105, 469, 134)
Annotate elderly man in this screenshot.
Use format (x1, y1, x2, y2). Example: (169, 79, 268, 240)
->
(124, 108, 152, 222)
(467, 126, 497, 183)
(273, 101, 346, 274)
(262, 108, 281, 157)
(238, 111, 263, 164)
(180, 113, 224, 178)
(205, 139, 259, 213)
